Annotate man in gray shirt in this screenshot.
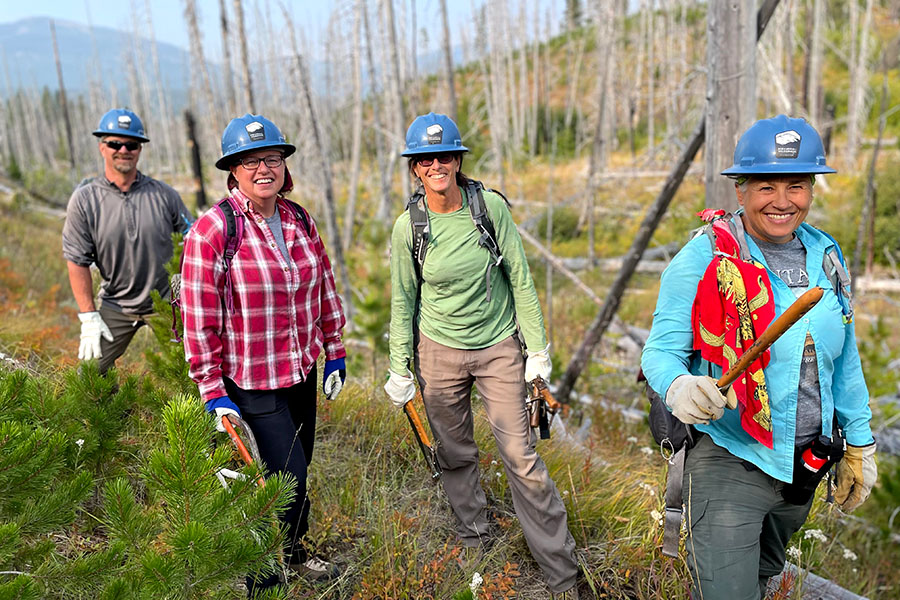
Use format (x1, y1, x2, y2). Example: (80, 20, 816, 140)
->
(62, 108, 192, 374)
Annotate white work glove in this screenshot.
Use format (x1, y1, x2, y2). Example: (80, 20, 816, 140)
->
(323, 358, 346, 401)
(524, 344, 552, 382)
(205, 396, 241, 433)
(77, 311, 114, 360)
(384, 369, 416, 408)
(665, 375, 736, 425)
(834, 442, 877, 512)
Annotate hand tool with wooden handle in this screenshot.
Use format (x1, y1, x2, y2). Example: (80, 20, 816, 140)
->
(717, 286, 824, 409)
(404, 391, 442, 481)
(222, 414, 266, 487)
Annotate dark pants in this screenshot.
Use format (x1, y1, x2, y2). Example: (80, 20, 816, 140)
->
(97, 303, 149, 374)
(224, 367, 318, 595)
(684, 435, 814, 600)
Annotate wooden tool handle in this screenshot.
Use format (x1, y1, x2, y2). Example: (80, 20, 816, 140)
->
(717, 286, 824, 396)
(404, 393, 433, 448)
(533, 377, 562, 412)
(222, 415, 266, 487)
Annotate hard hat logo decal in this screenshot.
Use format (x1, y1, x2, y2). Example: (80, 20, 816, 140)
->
(117, 115, 132, 129)
(245, 121, 265, 141)
(426, 124, 443, 145)
(774, 130, 801, 159)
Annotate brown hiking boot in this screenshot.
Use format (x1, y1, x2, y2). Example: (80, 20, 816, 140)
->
(550, 585, 579, 600)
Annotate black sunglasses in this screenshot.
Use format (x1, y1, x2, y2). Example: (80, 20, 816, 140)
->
(416, 155, 455, 167)
(103, 140, 141, 151)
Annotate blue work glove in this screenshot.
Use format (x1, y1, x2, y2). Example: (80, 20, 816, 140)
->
(323, 358, 346, 401)
(205, 395, 241, 433)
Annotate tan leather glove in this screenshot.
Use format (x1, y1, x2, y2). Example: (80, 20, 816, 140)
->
(834, 442, 877, 512)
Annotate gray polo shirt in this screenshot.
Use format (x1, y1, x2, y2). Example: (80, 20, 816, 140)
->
(62, 172, 192, 314)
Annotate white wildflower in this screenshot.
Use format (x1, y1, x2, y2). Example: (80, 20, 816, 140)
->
(638, 482, 655, 495)
(803, 529, 828, 543)
(786, 546, 801, 560)
(75, 439, 85, 449)
(842, 548, 858, 561)
(626, 436, 638, 443)
(490, 460, 498, 466)
(470, 572, 483, 596)
(495, 472, 502, 478)
(640, 446, 654, 456)
(650, 509, 663, 526)
(562, 490, 569, 496)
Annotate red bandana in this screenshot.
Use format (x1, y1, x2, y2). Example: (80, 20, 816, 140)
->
(691, 209, 776, 448)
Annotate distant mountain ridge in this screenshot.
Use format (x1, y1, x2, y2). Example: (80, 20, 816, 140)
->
(0, 16, 191, 98)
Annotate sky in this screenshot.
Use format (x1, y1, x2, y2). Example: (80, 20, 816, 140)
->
(1, 0, 567, 61)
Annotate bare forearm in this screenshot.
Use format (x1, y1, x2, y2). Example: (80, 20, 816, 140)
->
(67, 261, 96, 312)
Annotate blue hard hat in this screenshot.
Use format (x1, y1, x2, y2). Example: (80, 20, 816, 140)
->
(216, 114, 296, 170)
(401, 112, 468, 156)
(92, 108, 149, 142)
(721, 114, 836, 176)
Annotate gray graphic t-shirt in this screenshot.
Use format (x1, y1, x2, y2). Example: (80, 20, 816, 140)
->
(753, 235, 822, 446)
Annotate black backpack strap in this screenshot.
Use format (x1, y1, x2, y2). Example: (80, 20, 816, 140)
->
(407, 187, 430, 282)
(215, 196, 243, 314)
(466, 180, 504, 302)
(283, 198, 311, 236)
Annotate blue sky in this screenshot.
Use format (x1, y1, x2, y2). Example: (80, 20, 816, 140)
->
(1, 0, 566, 60)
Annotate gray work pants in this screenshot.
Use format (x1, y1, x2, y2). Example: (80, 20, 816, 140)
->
(684, 434, 814, 600)
(414, 334, 578, 593)
(97, 303, 149, 374)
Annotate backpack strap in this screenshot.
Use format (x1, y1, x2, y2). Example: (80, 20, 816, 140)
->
(662, 446, 687, 558)
(215, 196, 244, 315)
(283, 198, 311, 236)
(407, 187, 430, 283)
(466, 180, 504, 303)
(815, 228, 854, 323)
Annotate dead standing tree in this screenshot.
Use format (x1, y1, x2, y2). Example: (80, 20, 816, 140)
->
(342, 0, 365, 252)
(281, 6, 354, 319)
(218, 0, 237, 118)
(705, 0, 757, 211)
(183, 0, 220, 146)
(233, 0, 255, 113)
(439, 0, 458, 121)
(49, 20, 75, 172)
(557, 0, 780, 402)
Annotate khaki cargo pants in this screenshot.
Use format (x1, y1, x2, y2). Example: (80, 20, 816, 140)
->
(414, 333, 578, 593)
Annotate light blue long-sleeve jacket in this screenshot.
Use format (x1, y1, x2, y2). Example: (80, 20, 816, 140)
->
(641, 219, 874, 483)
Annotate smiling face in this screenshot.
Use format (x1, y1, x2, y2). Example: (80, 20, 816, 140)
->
(228, 149, 285, 206)
(98, 135, 142, 175)
(412, 153, 460, 197)
(736, 175, 814, 244)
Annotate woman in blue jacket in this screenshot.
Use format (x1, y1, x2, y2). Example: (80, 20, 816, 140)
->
(641, 115, 876, 600)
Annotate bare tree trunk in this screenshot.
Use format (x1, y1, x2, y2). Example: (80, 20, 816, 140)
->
(145, 0, 176, 173)
(183, 0, 219, 138)
(438, 0, 458, 121)
(846, 0, 874, 166)
(853, 53, 888, 288)
(185, 110, 207, 209)
(784, 0, 795, 114)
(218, 0, 237, 118)
(557, 0, 780, 401)
(381, 0, 405, 219)
(233, 0, 255, 113)
(705, 0, 758, 211)
(343, 0, 365, 252)
(49, 20, 75, 172)
(647, 0, 656, 158)
(807, 0, 824, 126)
(362, 2, 393, 226)
(282, 6, 353, 317)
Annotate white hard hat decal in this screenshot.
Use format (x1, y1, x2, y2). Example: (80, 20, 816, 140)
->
(426, 124, 443, 144)
(117, 115, 132, 129)
(774, 130, 801, 158)
(246, 121, 265, 141)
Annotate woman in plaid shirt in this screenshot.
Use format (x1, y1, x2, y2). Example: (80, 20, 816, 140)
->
(181, 114, 347, 592)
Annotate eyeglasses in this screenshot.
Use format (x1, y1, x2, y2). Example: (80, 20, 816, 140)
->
(103, 140, 141, 151)
(415, 155, 455, 167)
(238, 155, 285, 169)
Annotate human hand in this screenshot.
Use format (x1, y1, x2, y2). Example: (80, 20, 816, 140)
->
(665, 375, 736, 425)
(524, 344, 552, 383)
(834, 442, 877, 512)
(77, 311, 113, 360)
(205, 395, 242, 433)
(383, 369, 416, 408)
(323, 358, 346, 401)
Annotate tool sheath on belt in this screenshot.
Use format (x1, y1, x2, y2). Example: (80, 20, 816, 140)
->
(527, 376, 560, 440)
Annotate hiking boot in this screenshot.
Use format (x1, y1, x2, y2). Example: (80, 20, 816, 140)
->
(289, 556, 340, 581)
(550, 585, 579, 600)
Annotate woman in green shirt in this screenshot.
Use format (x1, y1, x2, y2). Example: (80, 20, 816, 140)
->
(383, 113, 580, 600)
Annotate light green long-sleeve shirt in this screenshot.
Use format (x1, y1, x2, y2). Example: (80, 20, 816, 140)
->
(388, 187, 547, 374)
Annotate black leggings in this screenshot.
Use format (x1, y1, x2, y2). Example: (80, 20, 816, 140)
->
(224, 367, 317, 593)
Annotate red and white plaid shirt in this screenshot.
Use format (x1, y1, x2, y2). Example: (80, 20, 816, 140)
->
(181, 189, 346, 400)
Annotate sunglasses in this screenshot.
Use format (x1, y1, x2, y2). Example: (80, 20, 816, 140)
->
(103, 140, 141, 151)
(416, 155, 455, 167)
